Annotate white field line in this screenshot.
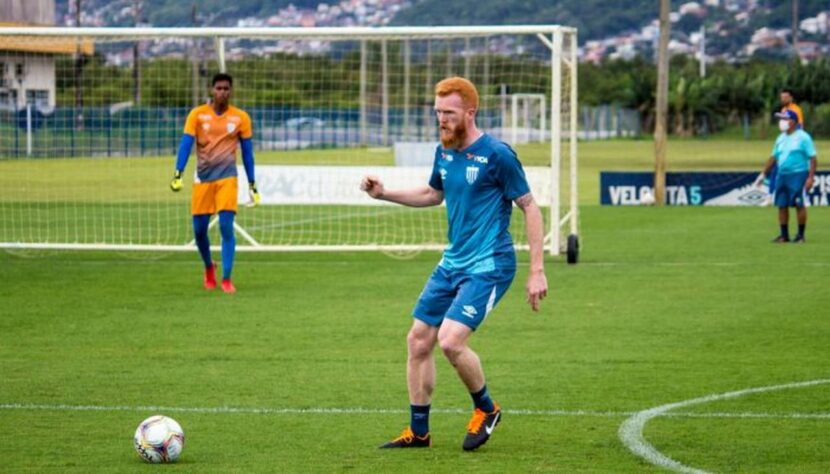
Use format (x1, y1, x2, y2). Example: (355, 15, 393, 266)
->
(0, 403, 828, 420)
(618, 379, 830, 474)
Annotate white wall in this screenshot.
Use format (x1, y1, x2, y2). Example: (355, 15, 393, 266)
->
(0, 53, 55, 109)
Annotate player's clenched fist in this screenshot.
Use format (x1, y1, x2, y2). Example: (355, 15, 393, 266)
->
(360, 175, 385, 199)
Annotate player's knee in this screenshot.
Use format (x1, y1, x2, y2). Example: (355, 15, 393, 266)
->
(218, 212, 235, 240)
(438, 335, 464, 361)
(193, 215, 210, 236)
(407, 330, 433, 358)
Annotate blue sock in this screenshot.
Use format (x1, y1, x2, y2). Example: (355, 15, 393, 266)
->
(471, 385, 495, 412)
(192, 214, 212, 268)
(218, 211, 236, 280)
(780, 224, 789, 240)
(410, 404, 430, 436)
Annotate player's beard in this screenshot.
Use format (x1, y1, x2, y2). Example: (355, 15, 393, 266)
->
(440, 121, 467, 150)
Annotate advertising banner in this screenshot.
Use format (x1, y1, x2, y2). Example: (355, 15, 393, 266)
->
(600, 171, 830, 206)
(237, 165, 552, 206)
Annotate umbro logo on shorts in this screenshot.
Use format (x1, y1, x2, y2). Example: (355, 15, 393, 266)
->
(462, 305, 478, 318)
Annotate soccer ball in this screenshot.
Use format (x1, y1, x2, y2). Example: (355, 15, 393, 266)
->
(639, 188, 656, 206)
(133, 415, 185, 463)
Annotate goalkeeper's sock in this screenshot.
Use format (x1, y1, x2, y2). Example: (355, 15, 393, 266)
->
(410, 404, 430, 437)
(471, 385, 495, 413)
(779, 224, 789, 240)
(219, 211, 236, 281)
(193, 214, 212, 267)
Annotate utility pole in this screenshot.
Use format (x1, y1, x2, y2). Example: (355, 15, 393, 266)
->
(654, 0, 670, 205)
(791, 0, 799, 58)
(699, 24, 706, 78)
(133, 0, 142, 105)
(74, 0, 84, 131)
(191, 3, 200, 107)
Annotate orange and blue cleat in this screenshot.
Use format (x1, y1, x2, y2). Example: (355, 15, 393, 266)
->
(379, 427, 431, 448)
(463, 403, 501, 451)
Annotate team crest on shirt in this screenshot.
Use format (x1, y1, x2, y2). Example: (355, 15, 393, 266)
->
(466, 166, 479, 184)
(201, 123, 210, 131)
(226, 123, 236, 133)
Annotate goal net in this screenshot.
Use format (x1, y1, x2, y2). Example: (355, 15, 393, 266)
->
(0, 26, 578, 255)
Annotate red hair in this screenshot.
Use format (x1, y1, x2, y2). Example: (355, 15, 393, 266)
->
(435, 76, 479, 110)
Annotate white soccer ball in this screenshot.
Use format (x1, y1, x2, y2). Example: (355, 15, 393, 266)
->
(133, 415, 185, 463)
(639, 188, 655, 206)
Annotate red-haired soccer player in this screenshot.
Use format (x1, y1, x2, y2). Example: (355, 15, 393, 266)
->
(170, 73, 259, 293)
(363, 77, 548, 451)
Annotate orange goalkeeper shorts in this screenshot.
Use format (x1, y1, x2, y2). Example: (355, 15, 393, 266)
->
(191, 176, 238, 215)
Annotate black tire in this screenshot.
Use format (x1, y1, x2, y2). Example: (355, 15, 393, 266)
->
(566, 234, 579, 265)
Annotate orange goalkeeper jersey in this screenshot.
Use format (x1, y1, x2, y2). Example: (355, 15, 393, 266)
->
(183, 104, 252, 183)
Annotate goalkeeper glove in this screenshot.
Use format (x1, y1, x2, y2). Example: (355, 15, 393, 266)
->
(249, 181, 261, 207)
(170, 170, 183, 192)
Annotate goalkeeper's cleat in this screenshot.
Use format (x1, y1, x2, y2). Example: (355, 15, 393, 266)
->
(462, 403, 501, 451)
(203, 263, 217, 290)
(771, 235, 790, 243)
(170, 170, 183, 192)
(379, 427, 431, 449)
(248, 181, 261, 207)
(793, 235, 806, 244)
(221, 279, 236, 294)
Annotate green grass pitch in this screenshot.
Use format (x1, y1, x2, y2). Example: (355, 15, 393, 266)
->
(1, 138, 828, 472)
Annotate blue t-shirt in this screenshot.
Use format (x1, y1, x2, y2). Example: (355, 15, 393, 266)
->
(772, 129, 816, 175)
(428, 133, 531, 274)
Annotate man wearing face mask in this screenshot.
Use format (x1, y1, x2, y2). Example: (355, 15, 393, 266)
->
(763, 89, 806, 205)
(758, 110, 817, 243)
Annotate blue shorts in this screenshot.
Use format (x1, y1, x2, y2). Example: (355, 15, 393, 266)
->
(774, 171, 808, 208)
(413, 265, 516, 331)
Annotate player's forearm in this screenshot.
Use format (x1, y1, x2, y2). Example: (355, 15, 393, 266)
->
(379, 186, 442, 207)
(176, 134, 195, 172)
(761, 157, 775, 176)
(240, 138, 255, 183)
(522, 201, 546, 274)
(809, 157, 817, 178)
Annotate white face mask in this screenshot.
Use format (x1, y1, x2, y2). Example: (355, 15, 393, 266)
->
(778, 120, 791, 132)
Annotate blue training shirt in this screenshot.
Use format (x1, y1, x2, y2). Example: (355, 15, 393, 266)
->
(428, 133, 530, 274)
(772, 129, 816, 174)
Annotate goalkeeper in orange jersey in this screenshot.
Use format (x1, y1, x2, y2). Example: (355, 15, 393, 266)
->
(170, 73, 259, 293)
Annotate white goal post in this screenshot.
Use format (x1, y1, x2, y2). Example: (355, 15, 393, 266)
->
(0, 25, 578, 256)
